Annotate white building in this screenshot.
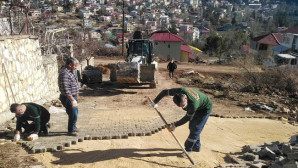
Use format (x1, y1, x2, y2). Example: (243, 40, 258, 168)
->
(0, 18, 10, 36)
(79, 10, 91, 19)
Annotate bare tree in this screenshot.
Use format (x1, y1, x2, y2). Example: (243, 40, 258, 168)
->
(71, 29, 99, 65)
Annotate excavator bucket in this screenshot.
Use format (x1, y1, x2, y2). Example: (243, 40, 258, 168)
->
(115, 62, 140, 83)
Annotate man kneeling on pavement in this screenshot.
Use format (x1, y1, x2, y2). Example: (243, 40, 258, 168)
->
(10, 103, 50, 141)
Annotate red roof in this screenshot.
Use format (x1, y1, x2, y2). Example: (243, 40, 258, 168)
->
(258, 33, 282, 46)
(150, 32, 184, 42)
(181, 45, 191, 53)
(101, 25, 109, 29)
(189, 55, 195, 60)
(283, 26, 298, 34)
(201, 30, 210, 33)
(116, 33, 128, 38)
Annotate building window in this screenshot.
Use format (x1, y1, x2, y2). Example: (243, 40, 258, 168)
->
(259, 44, 268, 50)
(291, 59, 297, 65)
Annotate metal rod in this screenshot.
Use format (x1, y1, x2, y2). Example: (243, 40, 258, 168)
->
(2, 63, 17, 103)
(122, 0, 125, 58)
(147, 97, 195, 165)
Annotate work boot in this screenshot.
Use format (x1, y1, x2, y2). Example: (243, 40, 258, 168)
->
(193, 147, 200, 152)
(43, 124, 50, 135)
(68, 131, 78, 136)
(73, 127, 79, 132)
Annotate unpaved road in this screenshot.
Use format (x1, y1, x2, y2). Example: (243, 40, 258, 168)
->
(34, 118, 296, 168)
(5, 57, 298, 168)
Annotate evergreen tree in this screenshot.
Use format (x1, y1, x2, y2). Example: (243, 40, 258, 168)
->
(168, 24, 178, 35)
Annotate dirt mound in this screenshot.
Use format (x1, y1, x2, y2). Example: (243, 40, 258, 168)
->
(0, 140, 42, 168)
(96, 64, 111, 74)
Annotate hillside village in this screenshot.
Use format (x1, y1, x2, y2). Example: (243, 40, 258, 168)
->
(0, 0, 298, 63)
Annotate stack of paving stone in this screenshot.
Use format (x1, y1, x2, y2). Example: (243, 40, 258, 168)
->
(217, 135, 298, 168)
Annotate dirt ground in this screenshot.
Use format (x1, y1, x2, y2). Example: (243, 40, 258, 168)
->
(1, 57, 297, 168)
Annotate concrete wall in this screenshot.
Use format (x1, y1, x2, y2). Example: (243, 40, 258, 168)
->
(153, 41, 181, 61)
(0, 35, 60, 124)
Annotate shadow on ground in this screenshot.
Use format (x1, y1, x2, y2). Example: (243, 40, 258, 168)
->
(79, 81, 156, 97)
(51, 148, 186, 167)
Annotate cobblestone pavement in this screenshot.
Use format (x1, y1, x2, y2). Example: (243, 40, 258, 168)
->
(4, 100, 184, 154)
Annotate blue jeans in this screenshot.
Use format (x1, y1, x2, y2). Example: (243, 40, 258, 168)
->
(59, 94, 78, 132)
(185, 110, 211, 152)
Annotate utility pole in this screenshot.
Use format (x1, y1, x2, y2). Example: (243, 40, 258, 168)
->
(122, 0, 125, 57)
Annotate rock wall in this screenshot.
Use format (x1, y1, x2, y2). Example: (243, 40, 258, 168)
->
(0, 35, 60, 124)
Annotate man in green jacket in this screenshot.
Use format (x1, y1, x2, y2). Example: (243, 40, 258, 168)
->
(152, 87, 212, 154)
(10, 103, 50, 141)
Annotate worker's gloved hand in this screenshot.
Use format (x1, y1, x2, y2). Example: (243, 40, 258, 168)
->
(151, 102, 158, 109)
(27, 134, 38, 141)
(71, 100, 78, 108)
(14, 134, 20, 142)
(167, 123, 176, 132)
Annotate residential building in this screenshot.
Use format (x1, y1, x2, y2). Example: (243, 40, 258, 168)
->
(160, 15, 170, 29)
(79, 9, 91, 19)
(272, 26, 298, 55)
(249, 33, 282, 59)
(124, 22, 134, 33)
(281, 26, 298, 53)
(149, 31, 184, 61)
(84, 19, 93, 28)
(0, 17, 10, 36)
(180, 45, 193, 62)
(99, 15, 112, 22)
(89, 30, 102, 40)
(29, 9, 41, 18)
(53, 6, 64, 12)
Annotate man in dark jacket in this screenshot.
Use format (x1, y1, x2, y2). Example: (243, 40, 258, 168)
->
(167, 58, 177, 79)
(152, 87, 212, 155)
(10, 103, 50, 141)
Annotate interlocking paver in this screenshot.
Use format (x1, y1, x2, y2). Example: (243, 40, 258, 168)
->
(1, 98, 184, 154)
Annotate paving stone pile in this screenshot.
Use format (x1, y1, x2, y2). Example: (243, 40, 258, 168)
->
(217, 135, 298, 168)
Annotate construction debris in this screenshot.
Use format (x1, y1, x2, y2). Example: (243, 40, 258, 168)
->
(217, 135, 298, 168)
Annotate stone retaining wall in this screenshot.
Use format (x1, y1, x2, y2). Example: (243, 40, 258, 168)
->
(0, 35, 60, 124)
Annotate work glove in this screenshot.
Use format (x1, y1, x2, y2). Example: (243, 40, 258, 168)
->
(151, 102, 158, 109)
(71, 100, 78, 108)
(167, 123, 176, 132)
(27, 134, 38, 141)
(14, 134, 20, 142)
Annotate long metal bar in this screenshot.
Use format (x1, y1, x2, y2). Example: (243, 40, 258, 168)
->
(147, 97, 195, 165)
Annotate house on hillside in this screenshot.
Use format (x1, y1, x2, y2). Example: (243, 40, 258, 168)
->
(29, 9, 41, 18)
(0, 17, 10, 35)
(124, 22, 134, 33)
(79, 10, 91, 19)
(272, 26, 298, 55)
(249, 33, 282, 59)
(149, 31, 184, 61)
(89, 30, 102, 40)
(180, 45, 194, 62)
